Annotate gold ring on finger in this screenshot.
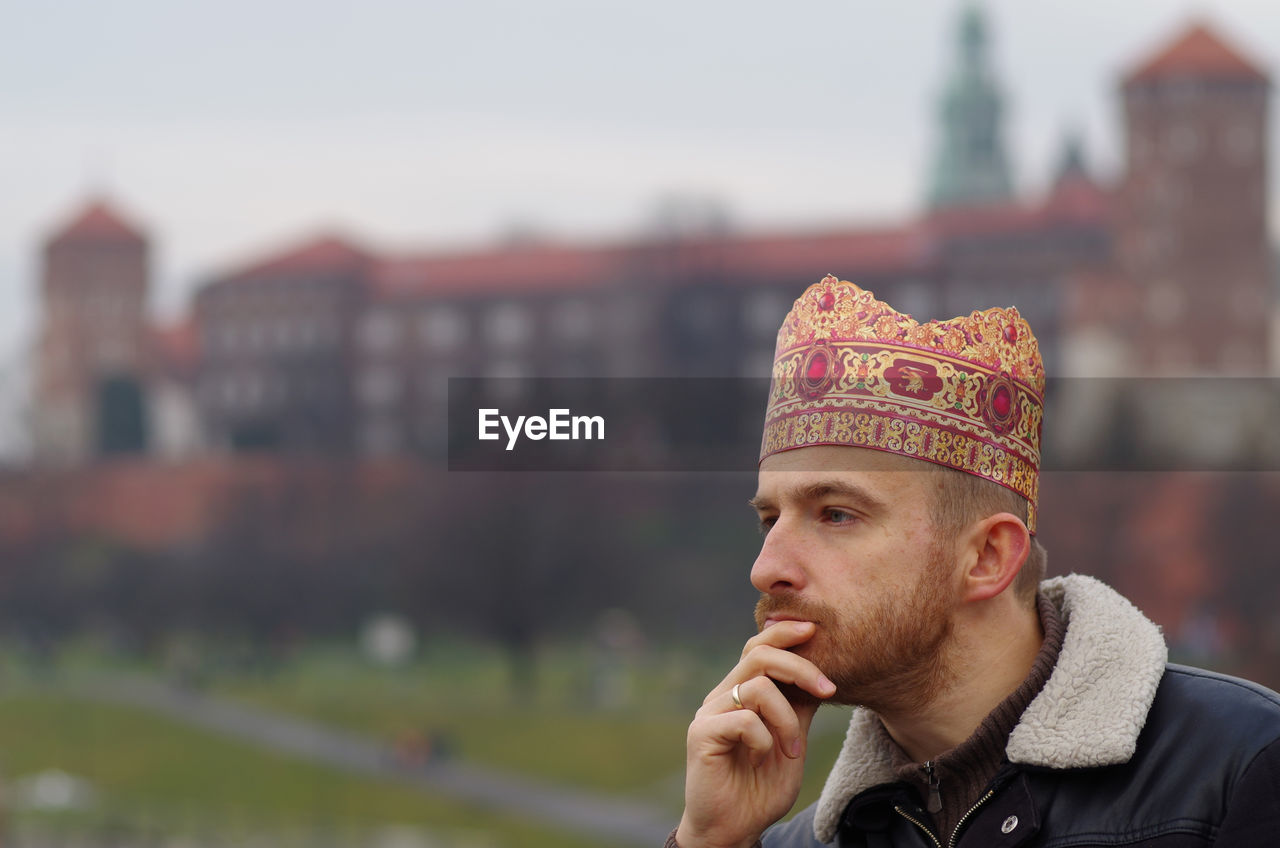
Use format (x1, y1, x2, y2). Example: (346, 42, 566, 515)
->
(731, 682, 745, 710)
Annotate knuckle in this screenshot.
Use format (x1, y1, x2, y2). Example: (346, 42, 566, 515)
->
(687, 714, 717, 744)
(729, 708, 760, 733)
(741, 643, 777, 668)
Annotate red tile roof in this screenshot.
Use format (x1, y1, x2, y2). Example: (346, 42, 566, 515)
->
(1125, 20, 1268, 86)
(373, 242, 622, 297)
(219, 198, 1108, 302)
(49, 198, 146, 245)
(923, 200, 1045, 238)
(922, 179, 1114, 238)
(1042, 174, 1114, 224)
(716, 226, 926, 281)
(372, 222, 933, 299)
(218, 233, 374, 283)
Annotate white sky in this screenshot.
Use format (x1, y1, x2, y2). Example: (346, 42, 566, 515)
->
(2, 0, 1277, 416)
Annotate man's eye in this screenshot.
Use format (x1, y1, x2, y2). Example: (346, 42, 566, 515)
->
(825, 508, 856, 525)
(758, 517, 776, 536)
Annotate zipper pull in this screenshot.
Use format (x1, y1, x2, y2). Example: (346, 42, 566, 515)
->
(923, 760, 942, 814)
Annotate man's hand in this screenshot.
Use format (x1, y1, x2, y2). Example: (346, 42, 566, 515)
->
(675, 620, 837, 848)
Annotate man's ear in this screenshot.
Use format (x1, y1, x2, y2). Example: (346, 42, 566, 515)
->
(958, 512, 1030, 604)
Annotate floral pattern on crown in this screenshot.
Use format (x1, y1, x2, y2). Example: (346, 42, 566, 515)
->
(760, 276, 1045, 533)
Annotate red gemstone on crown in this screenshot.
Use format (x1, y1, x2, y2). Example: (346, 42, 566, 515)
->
(818, 291, 835, 311)
(993, 385, 1012, 417)
(806, 353, 829, 381)
(1003, 325, 1018, 343)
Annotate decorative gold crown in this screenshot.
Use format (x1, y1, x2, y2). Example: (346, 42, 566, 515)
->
(760, 276, 1045, 533)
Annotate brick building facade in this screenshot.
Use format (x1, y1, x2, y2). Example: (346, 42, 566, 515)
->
(30, 15, 1274, 466)
(33, 201, 153, 464)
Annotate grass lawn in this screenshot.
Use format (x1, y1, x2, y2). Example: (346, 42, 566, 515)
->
(0, 688, 612, 848)
(208, 641, 852, 814)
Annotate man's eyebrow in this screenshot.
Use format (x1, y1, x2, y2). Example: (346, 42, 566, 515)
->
(748, 480, 888, 514)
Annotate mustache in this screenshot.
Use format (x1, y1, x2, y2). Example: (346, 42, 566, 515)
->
(754, 593, 837, 631)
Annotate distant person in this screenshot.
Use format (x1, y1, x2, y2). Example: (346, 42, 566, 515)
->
(670, 277, 1280, 847)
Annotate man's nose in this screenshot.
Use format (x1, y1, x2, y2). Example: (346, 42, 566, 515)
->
(750, 518, 808, 594)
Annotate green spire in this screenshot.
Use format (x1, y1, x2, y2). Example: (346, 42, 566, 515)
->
(928, 3, 1015, 209)
(1052, 128, 1089, 185)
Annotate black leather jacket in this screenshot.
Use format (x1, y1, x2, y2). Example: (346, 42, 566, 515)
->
(760, 576, 1280, 847)
(764, 664, 1280, 847)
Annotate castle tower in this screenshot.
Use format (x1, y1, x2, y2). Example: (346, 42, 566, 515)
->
(927, 3, 1015, 209)
(34, 198, 152, 464)
(1118, 21, 1271, 373)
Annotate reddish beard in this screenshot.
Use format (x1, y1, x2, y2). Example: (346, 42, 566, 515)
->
(754, 554, 955, 714)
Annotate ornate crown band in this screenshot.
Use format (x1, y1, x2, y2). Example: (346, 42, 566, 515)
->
(760, 276, 1045, 533)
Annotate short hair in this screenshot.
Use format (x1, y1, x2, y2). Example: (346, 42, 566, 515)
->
(929, 465, 1046, 604)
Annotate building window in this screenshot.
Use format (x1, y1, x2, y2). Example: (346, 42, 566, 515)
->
(420, 307, 467, 351)
(220, 375, 240, 408)
(243, 374, 265, 408)
(317, 320, 342, 348)
(552, 299, 594, 344)
(1142, 230, 1174, 264)
(246, 321, 268, 352)
(485, 303, 533, 348)
(1231, 286, 1263, 322)
(267, 375, 288, 405)
(358, 310, 401, 352)
(357, 366, 403, 408)
(1225, 123, 1257, 164)
(220, 373, 265, 409)
(420, 370, 450, 404)
(219, 325, 241, 354)
(198, 376, 219, 408)
(274, 320, 298, 350)
(1131, 132, 1152, 167)
(1166, 125, 1201, 163)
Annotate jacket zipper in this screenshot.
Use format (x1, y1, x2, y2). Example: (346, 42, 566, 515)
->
(893, 786, 998, 848)
(947, 788, 995, 848)
(893, 805, 942, 848)
(922, 760, 942, 813)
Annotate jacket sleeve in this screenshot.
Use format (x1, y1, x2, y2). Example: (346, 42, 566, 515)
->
(664, 827, 764, 848)
(1213, 737, 1280, 844)
(761, 806, 825, 848)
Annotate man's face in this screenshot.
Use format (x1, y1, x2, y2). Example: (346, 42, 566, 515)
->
(749, 446, 959, 713)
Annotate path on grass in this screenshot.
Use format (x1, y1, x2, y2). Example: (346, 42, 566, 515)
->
(66, 675, 676, 846)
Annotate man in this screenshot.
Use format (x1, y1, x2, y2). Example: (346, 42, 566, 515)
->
(672, 277, 1280, 847)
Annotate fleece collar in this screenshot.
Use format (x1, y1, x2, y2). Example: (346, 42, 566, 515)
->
(812, 574, 1168, 843)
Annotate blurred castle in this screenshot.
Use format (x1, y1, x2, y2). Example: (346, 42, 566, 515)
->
(29, 11, 1276, 466)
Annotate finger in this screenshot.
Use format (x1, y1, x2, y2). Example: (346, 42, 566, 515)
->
(694, 708, 777, 768)
(736, 677, 805, 758)
(740, 619, 817, 657)
(732, 643, 836, 701)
